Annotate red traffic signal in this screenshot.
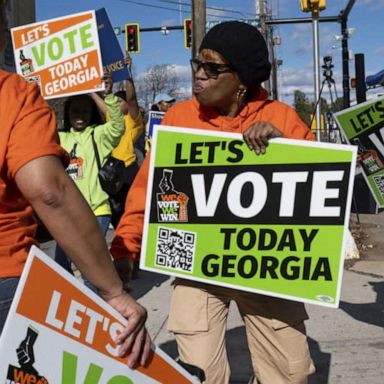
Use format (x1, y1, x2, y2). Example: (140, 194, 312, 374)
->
(125, 23, 140, 53)
(184, 19, 192, 49)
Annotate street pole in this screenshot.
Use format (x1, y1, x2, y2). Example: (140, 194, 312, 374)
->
(258, 0, 271, 96)
(271, 36, 278, 100)
(192, 0, 206, 61)
(341, 17, 350, 109)
(312, 12, 321, 141)
(339, 0, 356, 109)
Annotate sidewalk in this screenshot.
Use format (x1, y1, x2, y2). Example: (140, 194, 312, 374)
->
(40, 212, 384, 384)
(131, 212, 384, 384)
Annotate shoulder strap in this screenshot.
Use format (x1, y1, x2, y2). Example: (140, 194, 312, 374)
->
(91, 130, 102, 170)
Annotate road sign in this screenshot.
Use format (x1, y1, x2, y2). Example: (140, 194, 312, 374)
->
(206, 19, 260, 31)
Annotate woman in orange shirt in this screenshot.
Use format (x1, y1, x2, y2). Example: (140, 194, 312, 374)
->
(0, 0, 150, 368)
(111, 21, 315, 383)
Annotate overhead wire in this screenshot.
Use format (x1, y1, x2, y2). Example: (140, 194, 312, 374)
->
(117, 0, 254, 20)
(158, 0, 257, 18)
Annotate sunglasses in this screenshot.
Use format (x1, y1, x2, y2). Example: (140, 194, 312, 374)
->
(190, 59, 233, 79)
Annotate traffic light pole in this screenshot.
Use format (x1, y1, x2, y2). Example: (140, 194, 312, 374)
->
(312, 13, 321, 141)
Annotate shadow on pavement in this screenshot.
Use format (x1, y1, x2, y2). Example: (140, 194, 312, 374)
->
(308, 337, 331, 384)
(130, 269, 169, 300)
(339, 281, 384, 328)
(159, 328, 330, 383)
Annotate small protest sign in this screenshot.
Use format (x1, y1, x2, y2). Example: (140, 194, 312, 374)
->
(0, 246, 197, 383)
(96, 8, 130, 83)
(11, 11, 104, 99)
(146, 111, 165, 151)
(334, 97, 384, 207)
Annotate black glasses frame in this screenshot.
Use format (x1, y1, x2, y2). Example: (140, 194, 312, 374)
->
(190, 59, 233, 79)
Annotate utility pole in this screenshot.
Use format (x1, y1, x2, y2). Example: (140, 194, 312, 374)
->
(312, 10, 321, 141)
(271, 35, 278, 100)
(258, 0, 271, 95)
(300, 0, 327, 142)
(191, 0, 206, 60)
(339, 0, 356, 109)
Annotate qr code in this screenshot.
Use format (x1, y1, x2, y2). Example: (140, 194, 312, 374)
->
(155, 227, 196, 273)
(373, 174, 384, 197)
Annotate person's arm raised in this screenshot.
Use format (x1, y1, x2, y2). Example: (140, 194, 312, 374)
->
(89, 72, 114, 115)
(124, 53, 140, 120)
(14, 155, 151, 367)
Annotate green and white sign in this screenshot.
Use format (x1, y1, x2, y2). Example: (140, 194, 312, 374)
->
(334, 97, 384, 206)
(140, 126, 357, 308)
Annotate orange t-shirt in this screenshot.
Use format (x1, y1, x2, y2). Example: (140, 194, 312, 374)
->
(110, 88, 314, 260)
(0, 70, 67, 278)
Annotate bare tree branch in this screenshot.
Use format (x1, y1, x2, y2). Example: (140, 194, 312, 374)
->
(136, 64, 180, 109)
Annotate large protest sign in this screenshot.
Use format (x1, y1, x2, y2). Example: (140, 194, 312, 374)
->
(334, 97, 384, 207)
(140, 126, 357, 308)
(96, 8, 130, 83)
(11, 11, 104, 99)
(0, 246, 197, 383)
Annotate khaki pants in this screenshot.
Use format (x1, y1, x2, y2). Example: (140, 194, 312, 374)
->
(168, 279, 315, 384)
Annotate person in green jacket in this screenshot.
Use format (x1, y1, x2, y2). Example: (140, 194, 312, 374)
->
(55, 74, 125, 286)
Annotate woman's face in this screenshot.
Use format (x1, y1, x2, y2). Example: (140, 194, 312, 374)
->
(192, 49, 243, 114)
(68, 98, 93, 131)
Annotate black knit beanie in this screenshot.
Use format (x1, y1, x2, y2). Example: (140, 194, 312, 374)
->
(199, 21, 271, 90)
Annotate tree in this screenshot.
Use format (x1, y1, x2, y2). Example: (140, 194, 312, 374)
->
(136, 64, 180, 109)
(293, 90, 332, 128)
(331, 97, 345, 113)
(293, 90, 312, 126)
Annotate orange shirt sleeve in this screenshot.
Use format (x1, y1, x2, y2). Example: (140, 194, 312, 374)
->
(282, 106, 315, 141)
(111, 154, 150, 260)
(6, 78, 68, 179)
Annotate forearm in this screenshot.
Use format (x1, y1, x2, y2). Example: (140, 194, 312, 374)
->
(125, 79, 139, 120)
(15, 156, 123, 300)
(90, 92, 108, 115)
(104, 94, 125, 139)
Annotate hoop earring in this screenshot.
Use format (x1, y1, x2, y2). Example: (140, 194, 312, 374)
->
(237, 89, 246, 101)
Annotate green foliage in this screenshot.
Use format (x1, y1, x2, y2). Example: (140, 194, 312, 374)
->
(293, 90, 331, 127)
(332, 97, 345, 112)
(293, 90, 312, 126)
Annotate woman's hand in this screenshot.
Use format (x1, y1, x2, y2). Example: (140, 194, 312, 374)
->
(124, 52, 132, 71)
(243, 121, 283, 154)
(106, 291, 152, 368)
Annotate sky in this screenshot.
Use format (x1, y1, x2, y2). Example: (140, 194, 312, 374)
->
(35, 0, 384, 106)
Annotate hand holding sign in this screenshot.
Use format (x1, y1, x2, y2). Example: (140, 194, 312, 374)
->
(102, 72, 113, 95)
(243, 121, 283, 154)
(124, 52, 132, 71)
(106, 292, 152, 368)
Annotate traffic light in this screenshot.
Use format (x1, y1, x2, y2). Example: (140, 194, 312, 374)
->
(184, 18, 192, 49)
(300, 0, 326, 12)
(125, 23, 140, 53)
